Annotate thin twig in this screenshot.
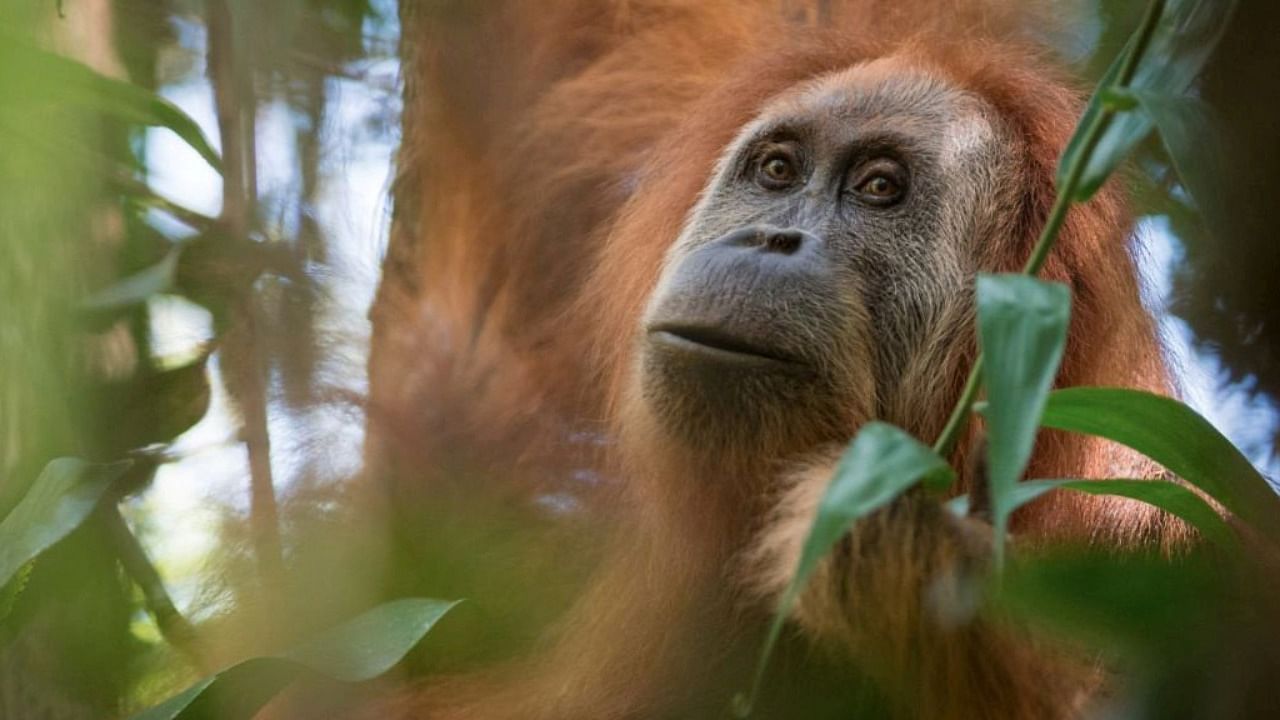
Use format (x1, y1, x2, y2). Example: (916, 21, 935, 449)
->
(108, 169, 217, 230)
(100, 504, 206, 669)
(206, 0, 286, 611)
(932, 355, 985, 456)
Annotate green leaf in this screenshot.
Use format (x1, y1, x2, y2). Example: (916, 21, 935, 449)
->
(1058, 36, 1128, 196)
(0, 38, 222, 171)
(134, 679, 216, 720)
(82, 248, 181, 313)
(131, 598, 459, 720)
(1064, 0, 1238, 200)
(799, 424, 954, 589)
(94, 353, 212, 449)
(1005, 479, 1235, 548)
(994, 549, 1217, 660)
(0, 458, 132, 588)
(1041, 388, 1280, 540)
(976, 275, 1070, 567)
(1129, 91, 1228, 231)
(736, 423, 950, 717)
(0, 560, 35, 624)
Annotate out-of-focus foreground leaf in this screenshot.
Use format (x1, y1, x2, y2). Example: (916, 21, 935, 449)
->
(1062, 0, 1238, 201)
(737, 423, 952, 717)
(81, 248, 181, 314)
(994, 549, 1218, 660)
(0, 458, 131, 588)
(132, 598, 459, 720)
(0, 561, 34, 625)
(93, 353, 212, 450)
(976, 274, 1070, 567)
(0, 35, 222, 171)
(1041, 388, 1280, 540)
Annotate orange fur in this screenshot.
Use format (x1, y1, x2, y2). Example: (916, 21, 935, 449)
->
(363, 2, 1188, 717)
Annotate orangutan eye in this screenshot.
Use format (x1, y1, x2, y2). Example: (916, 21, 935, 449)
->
(755, 149, 801, 190)
(859, 176, 897, 197)
(851, 159, 908, 206)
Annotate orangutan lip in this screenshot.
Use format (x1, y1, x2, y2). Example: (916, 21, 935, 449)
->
(648, 325, 799, 365)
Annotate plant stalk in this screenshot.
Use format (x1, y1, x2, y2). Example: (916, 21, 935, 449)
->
(931, 0, 1168, 457)
(101, 505, 206, 669)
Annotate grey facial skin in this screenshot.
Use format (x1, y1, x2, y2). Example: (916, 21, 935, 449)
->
(640, 59, 1019, 455)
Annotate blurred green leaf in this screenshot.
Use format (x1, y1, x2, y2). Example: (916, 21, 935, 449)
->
(944, 493, 971, 517)
(977, 274, 1070, 567)
(1063, 0, 1237, 200)
(0, 37, 222, 171)
(82, 248, 181, 314)
(94, 354, 212, 451)
(737, 423, 951, 717)
(1041, 388, 1280, 540)
(1006, 479, 1234, 547)
(995, 550, 1217, 660)
(0, 560, 35, 624)
(1129, 91, 1229, 231)
(132, 598, 459, 720)
(0, 458, 132, 588)
(112, 170, 218, 231)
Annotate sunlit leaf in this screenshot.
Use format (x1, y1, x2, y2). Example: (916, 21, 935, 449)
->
(977, 274, 1070, 567)
(0, 458, 132, 588)
(1063, 0, 1238, 200)
(0, 37, 222, 171)
(736, 423, 951, 717)
(1005, 478, 1234, 547)
(1041, 388, 1280, 540)
(132, 598, 459, 720)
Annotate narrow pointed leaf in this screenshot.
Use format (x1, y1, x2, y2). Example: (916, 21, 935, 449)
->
(0, 458, 132, 588)
(797, 424, 954, 589)
(1063, 0, 1238, 200)
(737, 422, 950, 716)
(1041, 387, 1280, 539)
(995, 550, 1217, 660)
(0, 38, 222, 171)
(1004, 478, 1234, 547)
(82, 248, 181, 313)
(131, 598, 458, 720)
(977, 274, 1070, 566)
(1058, 37, 1128, 195)
(1130, 91, 1229, 231)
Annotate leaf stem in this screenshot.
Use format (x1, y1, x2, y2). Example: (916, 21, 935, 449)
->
(931, 0, 1167, 456)
(933, 355, 984, 455)
(101, 504, 207, 669)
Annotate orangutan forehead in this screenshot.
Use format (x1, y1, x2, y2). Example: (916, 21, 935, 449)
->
(743, 57, 1003, 165)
